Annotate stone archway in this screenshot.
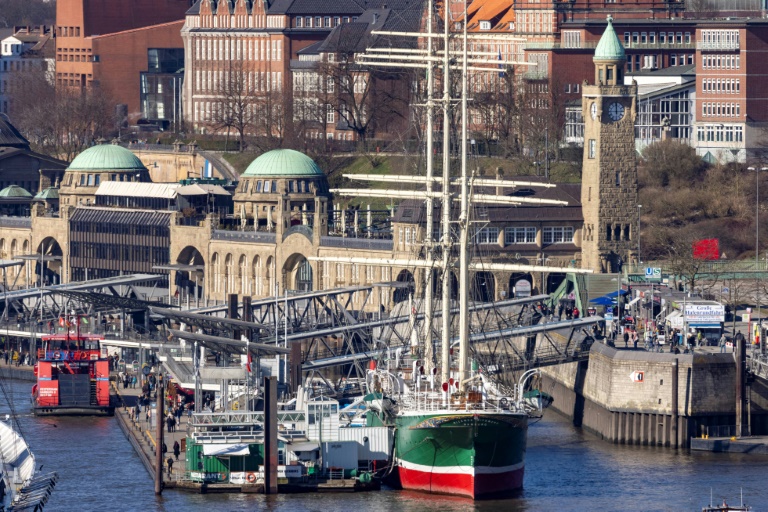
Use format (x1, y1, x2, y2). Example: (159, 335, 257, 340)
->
(283, 253, 313, 293)
(509, 273, 533, 298)
(471, 271, 495, 302)
(175, 245, 205, 300)
(430, 269, 458, 301)
(394, 269, 415, 303)
(36, 236, 63, 285)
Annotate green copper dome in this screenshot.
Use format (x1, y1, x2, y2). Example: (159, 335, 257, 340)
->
(594, 15, 626, 62)
(68, 143, 147, 172)
(242, 149, 323, 178)
(0, 185, 32, 198)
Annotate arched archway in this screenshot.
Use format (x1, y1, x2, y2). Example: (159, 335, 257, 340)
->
(36, 237, 63, 285)
(175, 245, 205, 300)
(283, 253, 313, 293)
(239, 255, 248, 295)
(211, 253, 220, 293)
(224, 254, 234, 295)
(547, 273, 568, 294)
(430, 269, 458, 301)
(252, 256, 263, 297)
(394, 269, 414, 303)
(472, 272, 495, 302)
(509, 273, 533, 298)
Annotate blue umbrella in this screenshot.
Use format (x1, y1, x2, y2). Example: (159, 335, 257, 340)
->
(590, 296, 615, 306)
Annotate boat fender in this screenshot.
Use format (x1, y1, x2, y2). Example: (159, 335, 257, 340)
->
(246, 472, 256, 483)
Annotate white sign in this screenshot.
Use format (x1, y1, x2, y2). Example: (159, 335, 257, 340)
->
(514, 279, 531, 298)
(684, 304, 725, 323)
(644, 267, 662, 279)
(630, 371, 644, 383)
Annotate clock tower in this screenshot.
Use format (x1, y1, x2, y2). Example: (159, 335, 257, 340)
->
(580, 16, 638, 273)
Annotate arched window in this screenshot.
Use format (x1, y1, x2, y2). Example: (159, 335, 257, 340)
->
(252, 256, 262, 297)
(212, 253, 220, 293)
(239, 255, 248, 295)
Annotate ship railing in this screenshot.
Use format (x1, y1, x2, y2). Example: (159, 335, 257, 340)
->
(399, 391, 512, 413)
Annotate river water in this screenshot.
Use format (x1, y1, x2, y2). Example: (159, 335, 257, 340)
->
(2, 379, 767, 512)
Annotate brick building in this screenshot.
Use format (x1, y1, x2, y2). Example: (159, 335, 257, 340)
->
(55, 0, 190, 122)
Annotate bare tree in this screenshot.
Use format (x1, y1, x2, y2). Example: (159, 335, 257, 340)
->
(320, 56, 411, 150)
(208, 61, 257, 152)
(8, 67, 113, 160)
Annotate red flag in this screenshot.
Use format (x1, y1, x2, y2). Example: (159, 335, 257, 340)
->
(246, 353, 252, 373)
(58, 317, 65, 327)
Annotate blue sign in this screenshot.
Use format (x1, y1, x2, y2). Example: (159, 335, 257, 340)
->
(605, 313, 614, 321)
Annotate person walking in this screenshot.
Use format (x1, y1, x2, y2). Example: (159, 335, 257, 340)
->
(173, 441, 181, 461)
(623, 329, 629, 348)
(167, 456, 174, 478)
(719, 333, 728, 353)
(632, 330, 638, 349)
(162, 442, 167, 456)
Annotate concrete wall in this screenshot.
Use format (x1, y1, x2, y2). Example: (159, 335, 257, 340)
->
(542, 343, 768, 447)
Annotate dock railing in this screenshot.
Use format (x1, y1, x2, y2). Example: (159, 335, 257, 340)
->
(702, 424, 736, 438)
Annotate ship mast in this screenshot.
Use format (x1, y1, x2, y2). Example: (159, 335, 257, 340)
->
(439, 0, 452, 404)
(422, 0, 436, 381)
(457, 0, 470, 392)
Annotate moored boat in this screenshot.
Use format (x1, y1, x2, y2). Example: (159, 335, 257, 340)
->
(32, 332, 114, 416)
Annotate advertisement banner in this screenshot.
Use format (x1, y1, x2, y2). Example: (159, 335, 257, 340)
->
(684, 304, 725, 324)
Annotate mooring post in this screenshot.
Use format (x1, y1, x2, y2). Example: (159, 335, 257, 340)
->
(671, 358, 678, 448)
(155, 374, 164, 495)
(736, 335, 746, 437)
(264, 376, 278, 494)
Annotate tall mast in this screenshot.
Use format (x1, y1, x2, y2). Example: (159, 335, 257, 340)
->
(422, 0, 435, 377)
(440, 0, 452, 401)
(458, 0, 470, 391)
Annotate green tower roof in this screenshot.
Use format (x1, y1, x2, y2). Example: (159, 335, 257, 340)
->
(242, 149, 323, 178)
(0, 185, 32, 198)
(594, 15, 626, 62)
(68, 143, 147, 172)
(34, 187, 59, 200)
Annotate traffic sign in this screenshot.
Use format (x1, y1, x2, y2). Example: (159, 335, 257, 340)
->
(630, 371, 644, 383)
(644, 267, 662, 280)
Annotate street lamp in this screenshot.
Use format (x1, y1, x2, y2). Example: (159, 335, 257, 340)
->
(747, 166, 767, 320)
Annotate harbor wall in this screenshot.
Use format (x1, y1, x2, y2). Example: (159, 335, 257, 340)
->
(541, 343, 768, 447)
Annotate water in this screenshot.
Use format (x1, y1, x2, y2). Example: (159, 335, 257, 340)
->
(2, 379, 766, 512)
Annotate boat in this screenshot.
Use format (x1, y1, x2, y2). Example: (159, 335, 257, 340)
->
(702, 489, 752, 512)
(337, 1, 566, 498)
(0, 417, 58, 511)
(32, 328, 114, 416)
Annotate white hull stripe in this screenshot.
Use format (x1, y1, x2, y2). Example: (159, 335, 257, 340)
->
(397, 458, 524, 475)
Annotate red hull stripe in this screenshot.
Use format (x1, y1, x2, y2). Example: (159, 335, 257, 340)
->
(397, 462, 524, 499)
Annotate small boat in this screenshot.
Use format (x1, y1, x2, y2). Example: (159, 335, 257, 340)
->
(702, 489, 752, 512)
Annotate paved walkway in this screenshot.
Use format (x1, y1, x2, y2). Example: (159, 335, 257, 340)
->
(111, 380, 191, 482)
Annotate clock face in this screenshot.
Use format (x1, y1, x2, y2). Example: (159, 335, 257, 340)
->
(608, 102, 625, 122)
(590, 102, 598, 120)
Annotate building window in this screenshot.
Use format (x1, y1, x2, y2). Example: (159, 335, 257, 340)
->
(480, 21, 491, 30)
(296, 17, 303, 28)
(475, 227, 500, 244)
(504, 227, 536, 244)
(326, 104, 335, 124)
(324, 16, 331, 27)
(615, 171, 621, 186)
(588, 139, 596, 159)
(543, 227, 574, 244)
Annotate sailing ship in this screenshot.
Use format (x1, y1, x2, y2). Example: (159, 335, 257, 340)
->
(324, 2, 575, 499)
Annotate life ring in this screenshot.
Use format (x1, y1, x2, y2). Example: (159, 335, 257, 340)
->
(219, 472, 227, 481)
(53, 351, 61, 360)
(246, 472, 256, 483)
(500, 397, 509, 408)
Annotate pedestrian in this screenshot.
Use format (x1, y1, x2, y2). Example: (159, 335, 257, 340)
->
(166, 415, 173, 433)
(162, 442, 167, 455)
(632, 330, 638, 349)
(719, 333, 727, 353)
(146, 408, 151, 424)
(623, 329, 629, 348)
(173, 441, 181, 461)
(573, 306, 580, 319)
(557, 303, 563, 320)
(187, 403, 193, 419)
(132, 375, 137, 389)
(167, 456, 174, 477)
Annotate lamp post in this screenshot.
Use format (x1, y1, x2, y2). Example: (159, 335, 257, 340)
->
(747, 166, 767, 321)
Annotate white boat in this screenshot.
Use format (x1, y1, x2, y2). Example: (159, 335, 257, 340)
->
(0, 416, 57, 511)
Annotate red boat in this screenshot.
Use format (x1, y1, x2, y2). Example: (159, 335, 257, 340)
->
(32, 333, 114, 416)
